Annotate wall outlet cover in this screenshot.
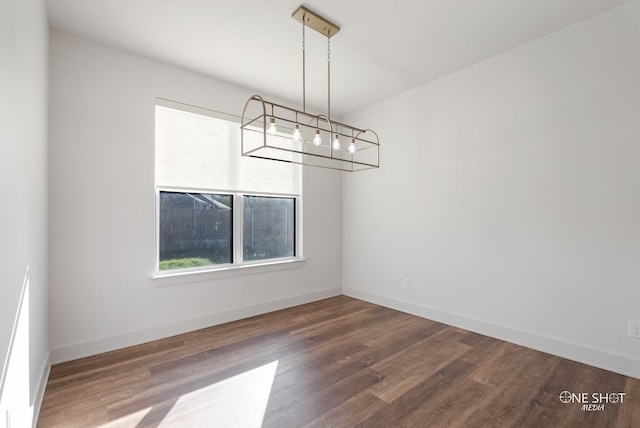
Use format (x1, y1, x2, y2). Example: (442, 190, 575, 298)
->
(629, 319, 640, 339)
(237, 283, 246, 296)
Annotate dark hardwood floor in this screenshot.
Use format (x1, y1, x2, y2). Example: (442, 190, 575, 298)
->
(38, 296, 640, 427)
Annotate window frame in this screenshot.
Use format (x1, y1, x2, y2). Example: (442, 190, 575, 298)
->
(152, 99, 304, 281)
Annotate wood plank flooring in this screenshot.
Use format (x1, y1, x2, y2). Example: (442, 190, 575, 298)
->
(37, 296, 640, 427)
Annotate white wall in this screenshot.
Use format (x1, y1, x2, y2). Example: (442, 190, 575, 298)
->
(343, 1, 640, 378)
(0, 0, 49, 424)
(48, 31, 342, 362)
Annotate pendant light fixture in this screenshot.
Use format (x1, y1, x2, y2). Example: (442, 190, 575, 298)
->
(241, 5, 380, 172)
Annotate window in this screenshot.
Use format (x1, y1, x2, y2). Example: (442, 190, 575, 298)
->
(155, 99, 301, 273)
(159, 191, 233, 270)
(243, 195, 295, 261)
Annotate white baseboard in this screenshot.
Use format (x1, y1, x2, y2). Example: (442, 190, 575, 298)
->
(50, 287, 341, 364)
(31, 352, 50, 428)
(343, 287, 640, 380)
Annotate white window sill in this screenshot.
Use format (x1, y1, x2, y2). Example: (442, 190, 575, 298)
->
(152, 258, 307, 287)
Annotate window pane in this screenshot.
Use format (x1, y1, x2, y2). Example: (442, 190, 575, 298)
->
(159, 191, 232, 270)
(243, 196, 295, 261)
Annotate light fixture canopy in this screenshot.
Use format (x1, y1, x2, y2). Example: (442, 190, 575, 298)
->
(240, 5, 379, 172)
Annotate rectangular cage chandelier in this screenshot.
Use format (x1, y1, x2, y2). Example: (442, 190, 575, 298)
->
(240, 6, 380, 172)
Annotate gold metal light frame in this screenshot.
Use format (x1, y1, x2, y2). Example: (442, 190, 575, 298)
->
(240, 6, 380, 172)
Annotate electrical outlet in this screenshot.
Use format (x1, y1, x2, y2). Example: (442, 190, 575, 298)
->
(402, 278, 411, 292)
(237, 283, 246, 296)
(630, 320, 640, 339)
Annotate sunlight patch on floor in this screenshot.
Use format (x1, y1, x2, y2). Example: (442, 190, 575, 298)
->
(101, 360, 279, 428)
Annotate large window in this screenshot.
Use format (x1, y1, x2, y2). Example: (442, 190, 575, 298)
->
(155, 99, 301, 273)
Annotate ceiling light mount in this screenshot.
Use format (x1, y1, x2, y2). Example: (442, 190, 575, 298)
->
(240, 5, 379, 172)
(291, 5, 340, 38)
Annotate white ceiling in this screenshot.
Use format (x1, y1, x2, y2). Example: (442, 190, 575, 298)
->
(46, 0, 632, 116)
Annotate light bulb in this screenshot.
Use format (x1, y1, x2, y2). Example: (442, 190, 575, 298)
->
(292, 124, 301, 143)
(313, 130, 322, 146)
(332, 135, 340, 150)
(348, 139, 356, 154)
(267, 117, 277, 136)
